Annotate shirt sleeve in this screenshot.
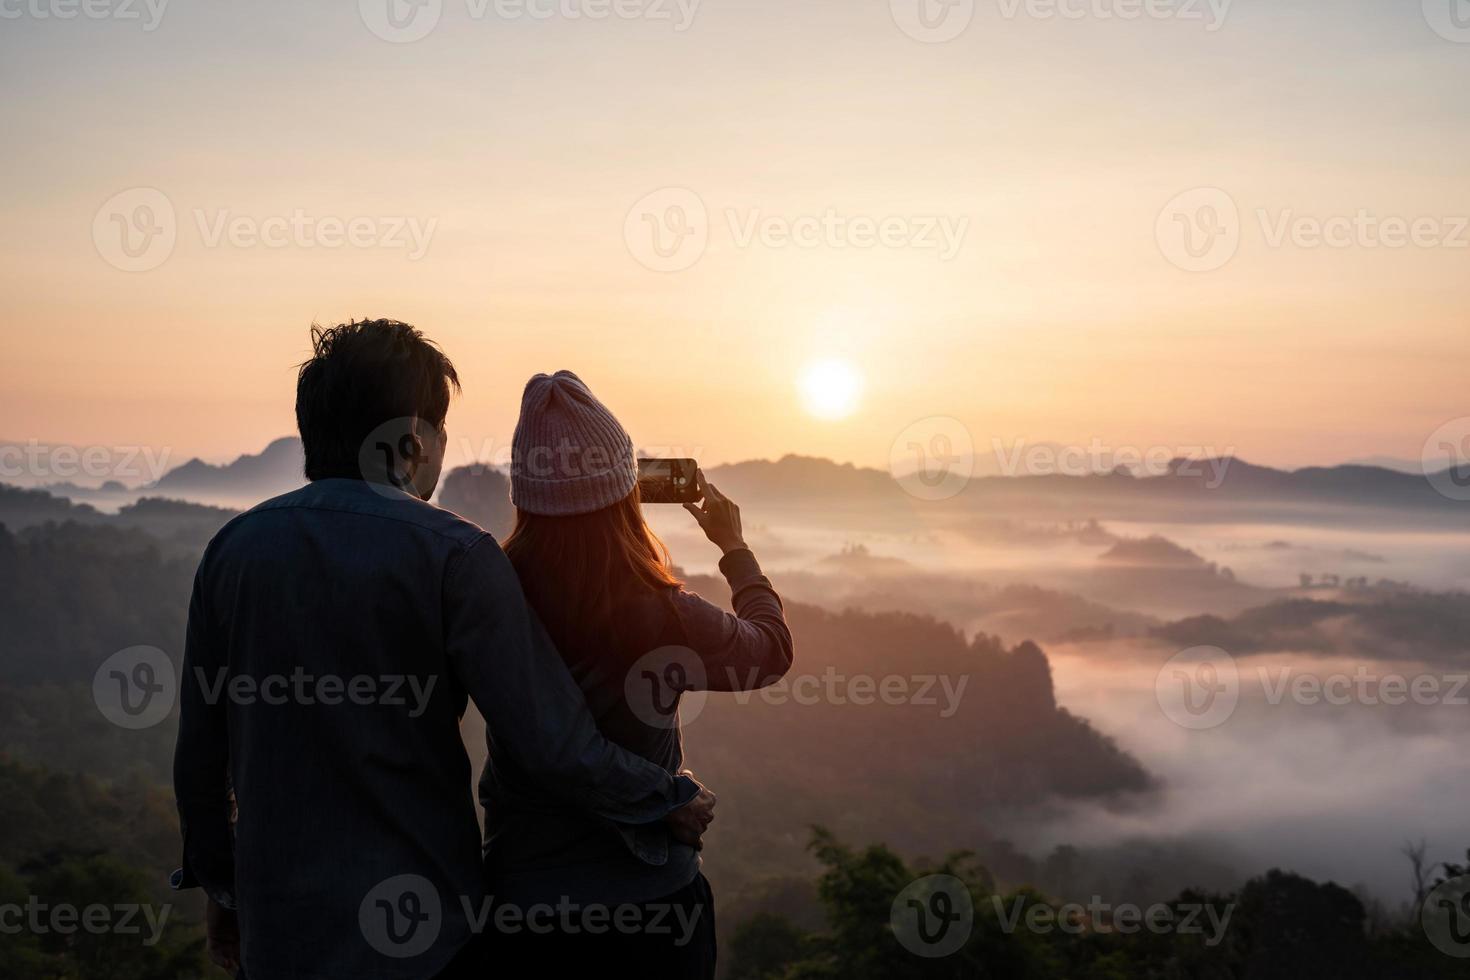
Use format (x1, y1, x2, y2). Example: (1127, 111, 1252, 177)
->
(445, 534, 698, 824)
(171, 558, 237, 908)
(673, 547, 795, 692)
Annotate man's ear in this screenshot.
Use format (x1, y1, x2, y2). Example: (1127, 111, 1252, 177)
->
(401, 431, 427, 483)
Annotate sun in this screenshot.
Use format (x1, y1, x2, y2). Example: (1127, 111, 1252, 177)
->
(798, 358, 864, 420)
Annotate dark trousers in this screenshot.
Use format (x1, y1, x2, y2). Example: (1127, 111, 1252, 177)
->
(482, 873, 717, 980)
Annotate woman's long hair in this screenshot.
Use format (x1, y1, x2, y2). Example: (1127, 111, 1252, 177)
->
(502, 488, 681, 651)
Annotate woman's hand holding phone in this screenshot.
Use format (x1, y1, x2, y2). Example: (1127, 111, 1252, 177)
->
(683, 471, 747, 555)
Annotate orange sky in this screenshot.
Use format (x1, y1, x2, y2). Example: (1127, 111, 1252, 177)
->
(3, 0, 1467, 473)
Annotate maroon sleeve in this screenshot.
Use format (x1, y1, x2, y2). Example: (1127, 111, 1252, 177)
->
(670, 548, 794, 692)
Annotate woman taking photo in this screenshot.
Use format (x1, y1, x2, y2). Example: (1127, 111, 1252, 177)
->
(480, 370, 794, 978)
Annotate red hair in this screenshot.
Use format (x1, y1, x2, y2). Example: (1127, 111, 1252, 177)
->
(502, 488, 680, 637)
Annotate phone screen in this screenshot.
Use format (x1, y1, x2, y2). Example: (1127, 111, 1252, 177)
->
(637, 458, 699, 503)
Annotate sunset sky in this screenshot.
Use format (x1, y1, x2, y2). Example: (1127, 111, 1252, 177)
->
(3, 0, 1468, 474)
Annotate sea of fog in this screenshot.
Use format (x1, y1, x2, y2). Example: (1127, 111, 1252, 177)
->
(1039, 645, 1470, 904)
(647, 504, 1470, 904)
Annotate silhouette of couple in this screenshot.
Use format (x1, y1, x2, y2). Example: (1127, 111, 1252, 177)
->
(171, 319, 794, 979)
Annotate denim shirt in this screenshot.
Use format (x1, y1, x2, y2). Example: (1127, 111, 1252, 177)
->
(171, 478, 696, 980)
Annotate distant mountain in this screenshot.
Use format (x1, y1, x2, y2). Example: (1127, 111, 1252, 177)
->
(703, 452, 1468, 516)
(0, 482, 105, 528)
(1346, 455, 1429, 475)
(816, 543, 915, 575)
(436, 464, 514, 537)
(950, 456, 1470, 528)
(28, 434, 1470, 525)
(1153, 589, 1470, 664)
(0, 482, 238, 557)
(705, 452, 899, 499)
(149, 436, 305, 503)
(1099, 535, 1208, 568)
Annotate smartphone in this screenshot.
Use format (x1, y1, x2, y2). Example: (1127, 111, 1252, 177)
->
(637, 458, 700, 504)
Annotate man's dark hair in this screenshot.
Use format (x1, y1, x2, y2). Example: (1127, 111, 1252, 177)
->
(295, 319, 460, 481)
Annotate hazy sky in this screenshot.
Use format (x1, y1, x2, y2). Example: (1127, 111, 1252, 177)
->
(3, 0, 1468, 473)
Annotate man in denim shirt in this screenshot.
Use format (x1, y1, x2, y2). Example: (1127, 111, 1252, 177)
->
(172, 320, 715, 979)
